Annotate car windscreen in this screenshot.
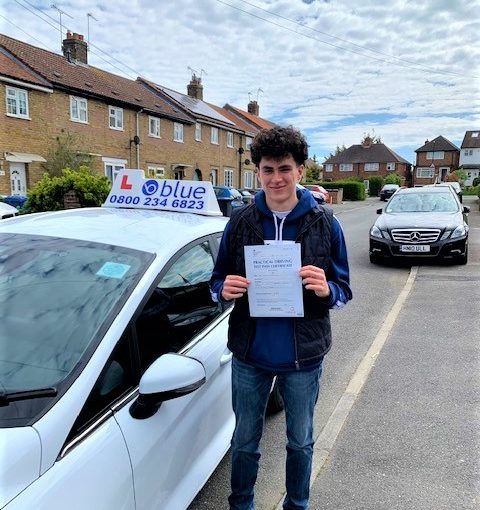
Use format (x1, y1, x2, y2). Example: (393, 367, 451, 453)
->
(385, 192, 459, 213)
(0, 233, 153, 425)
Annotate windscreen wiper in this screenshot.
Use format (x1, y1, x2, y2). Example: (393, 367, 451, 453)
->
(0, 387, 57, 407)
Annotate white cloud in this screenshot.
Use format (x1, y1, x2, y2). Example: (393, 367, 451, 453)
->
(1, 0, 479, 161)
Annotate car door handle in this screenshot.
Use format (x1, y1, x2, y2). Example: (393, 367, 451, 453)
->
(220, 351, 233, 366)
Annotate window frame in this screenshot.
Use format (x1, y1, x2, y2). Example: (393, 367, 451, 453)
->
(226, 131, 234, 148)
(195, 122, 202, 142)
(224, 168, 234, 187)
(426, 151, 444, 160)
(147, 165, 165, 178)
(173, 122, 184, 143)
(108, 106, 124, 130)
(244, 170, 253, 189)
(325, 164, 333, 173)
(149, 116, 161, 138)
(103, 158, 127, 182)
(5, 86, 29, 119)
(246, 136, 253, 150)
(416, 167, 435, 178)
(70, 95, 88, 124)
(211, 127, 219, 145)
(364, 163, 379, 172)
(339, 163, 353, 172)
(386, 162, 396, 171)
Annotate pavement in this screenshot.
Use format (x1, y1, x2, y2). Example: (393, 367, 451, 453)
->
(304, 195, 480, 509)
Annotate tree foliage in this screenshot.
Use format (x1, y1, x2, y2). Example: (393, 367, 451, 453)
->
(384, 173, 402, 185)
(324, 144, 346, 162)
(368, 175, 384, 197)
(42, 130, 93, 177)
(305, 161, 322, 182)
(26, 166, 111, 213)
(361, 131, 382, 144)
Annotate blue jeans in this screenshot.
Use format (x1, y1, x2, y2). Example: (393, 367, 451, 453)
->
(229, 357, 323, 510)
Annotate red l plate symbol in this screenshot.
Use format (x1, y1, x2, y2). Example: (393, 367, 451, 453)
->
(120, 175, 133, 190)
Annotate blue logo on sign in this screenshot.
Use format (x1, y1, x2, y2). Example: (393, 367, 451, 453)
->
(142, 180, 159, 196)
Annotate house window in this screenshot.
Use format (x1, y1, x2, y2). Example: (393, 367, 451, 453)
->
(227, 131, 234, 148)
(364, 163, 379, 172)
(103, 158, 126, 182)
(195, 123, 202, 141)
(70, 96, 88, 123)
(210, 168, 218, 185)
(416, 167, 434, 178)
(109, 106, 123, 130)
(6, 86, 29, 118)
(246, 136, 253, 150)
(325, 164, 333, 173)
(147, 166, 165, 178)
(211, 127, 219, 145)
(340, 163, 353, 172)
(149, 117, 160, 138)
(224, 168, 234, 187)
(244, 171, 253, 189)
(463, 149, 473, 156)
(426, 151, 444, 160)
(386, 162, 396, 171)
(174, 123, 184, 142)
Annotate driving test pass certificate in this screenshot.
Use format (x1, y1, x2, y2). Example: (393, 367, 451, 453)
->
(244, 243, 304, 318)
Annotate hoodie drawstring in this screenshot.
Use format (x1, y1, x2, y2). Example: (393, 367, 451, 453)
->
(273, 215, 287, 242)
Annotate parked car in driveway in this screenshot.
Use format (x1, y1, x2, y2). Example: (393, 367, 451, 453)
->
(0, 171, 282, 510)
(303, 184, 329, 204)
(213, 185, 245, 216)
(379, 184, 400, 201)
(0, 202, 18, 219)
(370, 186, 469, 265)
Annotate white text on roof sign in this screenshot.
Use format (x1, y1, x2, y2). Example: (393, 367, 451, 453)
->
(103, 169, 222, 216)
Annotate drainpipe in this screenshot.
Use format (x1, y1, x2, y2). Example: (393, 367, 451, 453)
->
(135, 109, 144, 169)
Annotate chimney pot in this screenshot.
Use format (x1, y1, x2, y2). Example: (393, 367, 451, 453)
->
(187, 75, 203, 100)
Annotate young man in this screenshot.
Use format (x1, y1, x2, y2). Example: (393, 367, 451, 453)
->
(210, 126, 352, 510)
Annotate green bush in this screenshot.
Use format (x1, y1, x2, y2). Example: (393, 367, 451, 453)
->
(316, 181, 366, 201)
(472, 176, 480, 187)
(368, 176, 384, 197)
(384, 173, 402, 185)
(26, 166, 111, 213)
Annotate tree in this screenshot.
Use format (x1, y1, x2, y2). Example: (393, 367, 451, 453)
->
(42, 130, 93, 177)
(324, 144, 346, 161)
(305, 161, 322, 182)
(361, 131, 382, 145)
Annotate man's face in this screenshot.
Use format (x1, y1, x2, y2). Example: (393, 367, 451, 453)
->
(257, 155, 304, 210)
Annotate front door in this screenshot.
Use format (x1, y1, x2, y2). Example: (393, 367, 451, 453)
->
(10, 163, 27, 195)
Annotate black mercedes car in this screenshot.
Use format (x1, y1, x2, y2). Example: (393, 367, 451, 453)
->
(369, 187, 470, 265)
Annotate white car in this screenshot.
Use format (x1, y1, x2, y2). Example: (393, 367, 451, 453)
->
(0, 201, 19, 219)
(0, 172, 282, 509)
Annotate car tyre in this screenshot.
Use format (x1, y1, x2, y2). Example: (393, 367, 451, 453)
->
(267, 378, 284, 414)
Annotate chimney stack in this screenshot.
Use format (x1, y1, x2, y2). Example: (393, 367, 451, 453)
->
(187, 74, 203, 100)
(63, 31, 88, 64)
(247, 100, 259, 116)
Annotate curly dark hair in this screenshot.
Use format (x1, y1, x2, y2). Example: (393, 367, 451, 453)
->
(250, 126, 309, 166)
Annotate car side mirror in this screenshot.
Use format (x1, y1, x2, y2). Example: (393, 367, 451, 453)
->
(376, 208, 383, 214)
(130, 353, 206, 419)
(463, 206, 470, 214)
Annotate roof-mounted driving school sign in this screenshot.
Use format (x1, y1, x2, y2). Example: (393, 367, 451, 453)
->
(103, 169, 222, 216)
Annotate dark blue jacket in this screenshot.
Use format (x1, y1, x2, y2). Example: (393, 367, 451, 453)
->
(210, 189, 352, 371)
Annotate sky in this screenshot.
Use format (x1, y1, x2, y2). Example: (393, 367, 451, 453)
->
(1, 0, 479, 164)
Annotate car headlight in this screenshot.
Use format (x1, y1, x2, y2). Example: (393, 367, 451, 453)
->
(370, 225, 383, 238)
(451, 224, 468, 239)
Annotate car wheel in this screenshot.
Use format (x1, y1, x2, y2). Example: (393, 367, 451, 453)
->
(267, 378, 284, 414)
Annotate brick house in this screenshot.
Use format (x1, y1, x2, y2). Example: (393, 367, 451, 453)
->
(459, 130, 480, 186)
(139, 75, 258, 188)
(0, 32, 276, 195)
(323, 138, 411, 186)
(413, 136, 460, 186)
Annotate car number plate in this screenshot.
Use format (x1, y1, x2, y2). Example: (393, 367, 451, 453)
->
(400, 245, 430, 252)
